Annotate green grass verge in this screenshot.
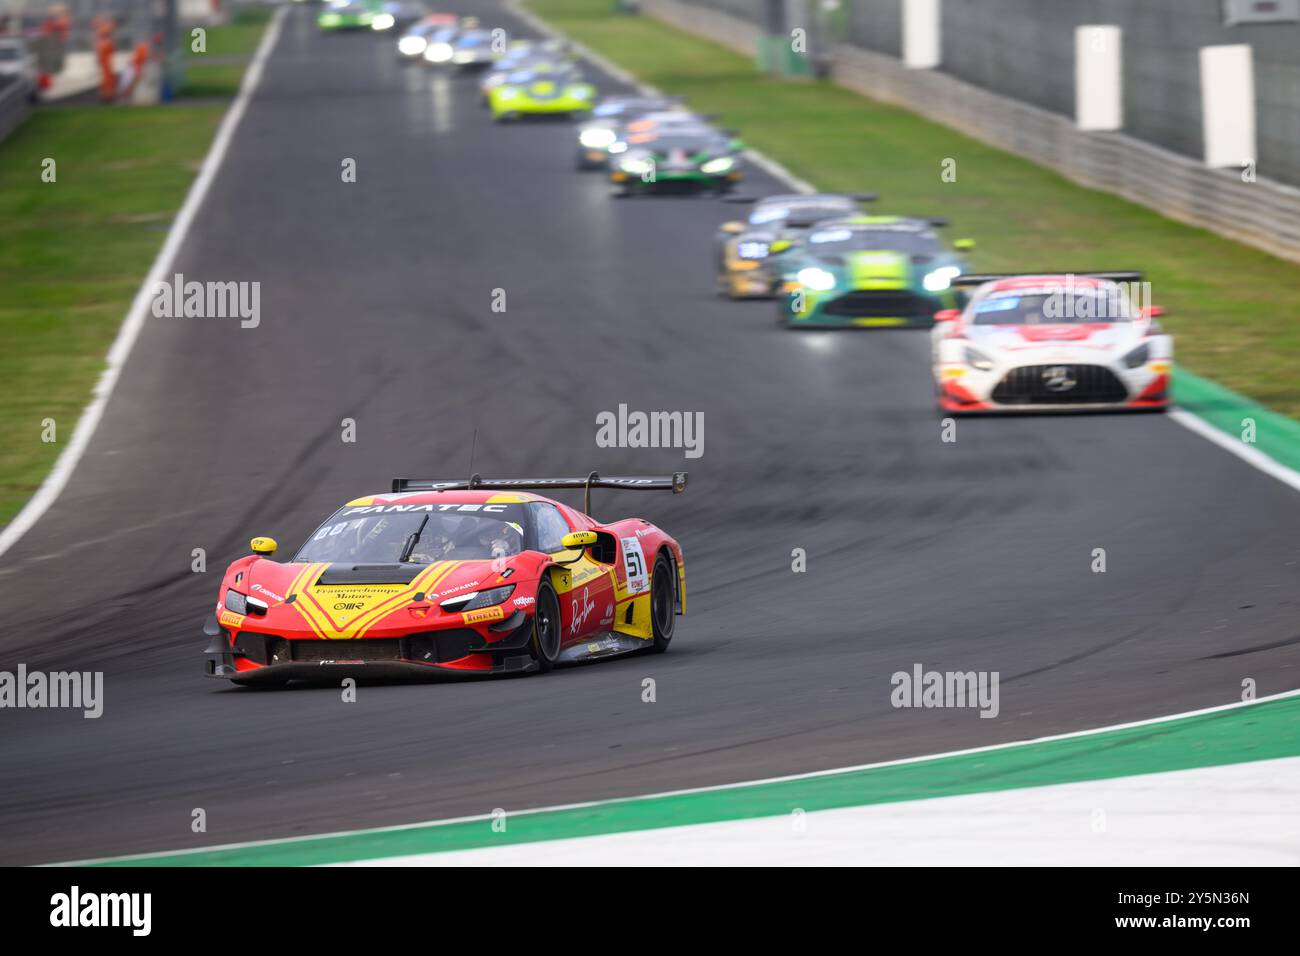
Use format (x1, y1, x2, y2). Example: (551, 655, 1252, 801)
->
(178, 6, 273, 98)
(530, 0, 1300, 420)
(0, 12, 270, 526)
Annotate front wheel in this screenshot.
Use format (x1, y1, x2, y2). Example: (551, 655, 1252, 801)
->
(530, 578, 563, 672)
(647, 553, 676, 654)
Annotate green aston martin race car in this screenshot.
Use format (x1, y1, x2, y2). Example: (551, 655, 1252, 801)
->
(774, 215, 975, 328)
(488, 63, 596, 121)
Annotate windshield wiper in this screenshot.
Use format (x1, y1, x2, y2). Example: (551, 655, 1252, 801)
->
(399, 514, 430, 564)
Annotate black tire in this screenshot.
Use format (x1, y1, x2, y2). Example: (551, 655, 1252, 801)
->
(647, 553, 676, 654)
(530, 578, 563, 672)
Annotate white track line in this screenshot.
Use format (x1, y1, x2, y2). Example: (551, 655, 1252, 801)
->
(0, 7, 288, 562)
(52, 686, 1300, 865)
(1169, 409, 1300, 494)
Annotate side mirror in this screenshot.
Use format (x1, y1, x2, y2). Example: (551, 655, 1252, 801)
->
(561, 531, 598, 549)
(769, 239, 792, 254)
(1142, 305, 1165, 318)
(953, 238, 975, 251)
(933, 309, 961, 323)
(250, 536, 278, 556)
(720, 221, 745, 234)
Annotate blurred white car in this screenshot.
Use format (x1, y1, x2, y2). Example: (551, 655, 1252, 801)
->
(931, 272, 1172, 413)
(0, 38, 38, 100)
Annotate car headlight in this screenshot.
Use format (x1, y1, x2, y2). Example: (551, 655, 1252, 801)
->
(566, 85, 593, 99)
(496, 87, 519, 100)
(796, 267, 836, 291)
(224, 589, 248, 615)
(1122, 342, 1150, 369)
(440, 585, 515, 613)
(964, 346, 995, 371)
(371, 13, 395, 30)
(607, 141, 628, 154)
(619, 157, 654, 175)
(398, 35, 427, 55)
(424, 41, 454, 62)
(737, 240, 769, 260)
(579, 127, 616, 149)
(700, 156, 734, 175)
(923, 265, 962, 292)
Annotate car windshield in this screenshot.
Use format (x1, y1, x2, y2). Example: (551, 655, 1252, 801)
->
(972, 290, 1136, 324)
(751, 202, 852, 227)
(805, 225, 943, 256)
(294, 504, 532, 564)
(645, 132, 726, 153)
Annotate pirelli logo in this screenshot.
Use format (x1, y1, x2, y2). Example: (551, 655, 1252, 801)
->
(461, 606, 506, 626)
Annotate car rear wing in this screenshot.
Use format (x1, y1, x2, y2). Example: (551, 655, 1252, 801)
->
(391, 472, 688, 515)
(953, 271, 1143, 288)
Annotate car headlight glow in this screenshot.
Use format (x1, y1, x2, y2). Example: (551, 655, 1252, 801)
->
(619, 157, 654, 175)
(796, 267, 836, 291)
(398, 35, 427, 55)
(566, 85, 593, 99)
(737, 240, 769, 260)
(371, 12, 395, 30)
(964, 346, 995, 371)
(1122, 342, 1150, 369)
(607, 141, 628, 154)
(923, 265, 963, 292)
(579, 127, 616, 149)
(424, 41, 454, 62)
(700, 156, 734, 175)
(440, 584, 515, 612)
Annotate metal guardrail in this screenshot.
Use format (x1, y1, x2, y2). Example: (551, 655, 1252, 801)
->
(639, 0, 1300, 266)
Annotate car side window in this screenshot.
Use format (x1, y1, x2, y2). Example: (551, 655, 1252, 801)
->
(531, 504, 570, 554)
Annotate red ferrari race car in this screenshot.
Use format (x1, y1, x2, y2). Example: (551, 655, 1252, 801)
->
(203, 474, 687, 687)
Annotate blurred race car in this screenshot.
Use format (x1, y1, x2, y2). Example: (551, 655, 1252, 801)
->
(931, 273, 1172, 414)
(609, 125, 744, 196)
(395, 13, 458, 59)
(317, 0, 382, 31)
(204, 474, 688, 686)
(479, 39, 572, 98)
(430, 26, 505, 68)
(714, 192, 877, 298)
(574, 96, 682, 169)
(488, 63, 596, 121)
(776, 215, 974, 327)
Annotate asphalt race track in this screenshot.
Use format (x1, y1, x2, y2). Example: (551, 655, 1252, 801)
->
(1, 3, 1297, 864)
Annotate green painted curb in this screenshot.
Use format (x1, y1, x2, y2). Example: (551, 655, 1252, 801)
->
(1174, 366, 1300, 476)
(91, 694, 1300, 866)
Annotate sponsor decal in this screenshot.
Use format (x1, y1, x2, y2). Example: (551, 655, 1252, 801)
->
(462, 606, 506, 625)
(340, 503, 511, 516)
(621, 536, 649, 593)
(570, 586, 597, 635)
(218, 609, 245, 629)
(513, 596, 536, 607)
(250, 583, 285, 603)
(429, 580, 480, 600)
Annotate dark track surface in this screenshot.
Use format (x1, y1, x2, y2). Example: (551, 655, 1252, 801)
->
(1, 4, 1298, 864)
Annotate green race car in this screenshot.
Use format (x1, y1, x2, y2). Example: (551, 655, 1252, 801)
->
(775, 215, 974, 328)
(488, 64, 596, 121)
(318, 0, 383, 31)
